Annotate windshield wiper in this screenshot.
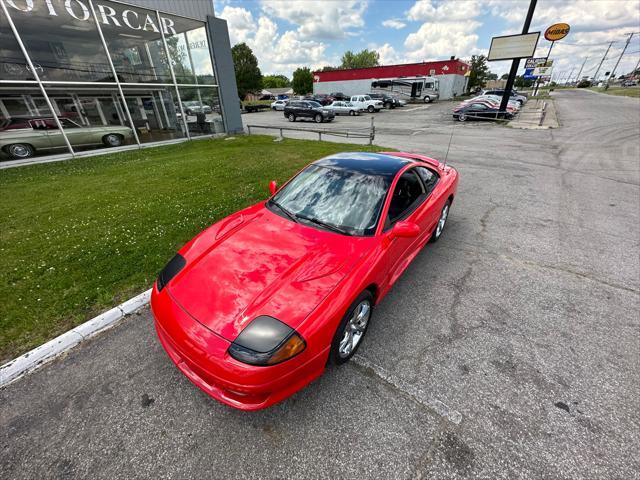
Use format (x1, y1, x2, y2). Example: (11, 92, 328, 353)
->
(296, 214, 350, 235)
(269, 200, 298, 223)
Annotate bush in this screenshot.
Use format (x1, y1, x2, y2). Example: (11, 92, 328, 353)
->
(577, 80, 591, 88)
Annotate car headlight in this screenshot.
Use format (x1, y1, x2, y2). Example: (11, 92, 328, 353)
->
(157, 253, 186, 292)
(228, 316, 306, 366)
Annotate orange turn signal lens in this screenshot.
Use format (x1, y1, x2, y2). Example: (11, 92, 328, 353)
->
(266, 333, 306, 365)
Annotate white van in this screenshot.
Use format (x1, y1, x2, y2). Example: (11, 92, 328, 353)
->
(349, 95, 383, 113)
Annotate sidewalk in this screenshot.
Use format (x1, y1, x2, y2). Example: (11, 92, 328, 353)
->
(509, 97, 559, 129)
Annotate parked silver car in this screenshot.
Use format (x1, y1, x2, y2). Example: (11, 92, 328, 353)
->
(325, 101, 362, 116)
(0, 117, 134, 159)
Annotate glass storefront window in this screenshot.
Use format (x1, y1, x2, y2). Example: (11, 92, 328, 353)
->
(94, 0, 173, 84)
(178, 86, 223, 136)
(0, 7, 31, 81)
(163, 15, 215, 85)
(2, 0, 113, 82)
(0, 0, 221, 164)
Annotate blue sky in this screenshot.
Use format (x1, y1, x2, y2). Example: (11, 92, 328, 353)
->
(215, 0, 640, 81)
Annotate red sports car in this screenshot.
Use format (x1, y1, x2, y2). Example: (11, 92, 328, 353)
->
(151, 151, 458, 410)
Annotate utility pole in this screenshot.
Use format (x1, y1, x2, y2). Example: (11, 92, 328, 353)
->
(498, 0, 537, 118)
(606, 32, 636, 88)
(566, 67, 575, 85)
(575, 56, 588, 83)
(592, 41, 614, 82)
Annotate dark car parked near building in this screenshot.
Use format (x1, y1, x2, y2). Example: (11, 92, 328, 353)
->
(284, 100, 335, 123)
(329, 92, 348, 101)
(368, 93, 401, 109)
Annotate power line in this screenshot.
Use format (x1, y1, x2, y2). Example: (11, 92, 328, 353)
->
(606, 32, 635, 86)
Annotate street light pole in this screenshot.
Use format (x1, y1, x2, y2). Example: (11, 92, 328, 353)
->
(498, 0, 537, 118)
(605, 32, 635, 89)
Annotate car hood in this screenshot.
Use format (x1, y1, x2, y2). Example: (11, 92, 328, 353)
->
(168, 205, 371, 341)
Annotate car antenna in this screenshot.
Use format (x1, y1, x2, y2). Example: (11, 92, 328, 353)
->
(443, 120, 456, 167)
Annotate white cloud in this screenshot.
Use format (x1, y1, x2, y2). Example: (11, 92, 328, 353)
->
(260, 0, 368, 40)
(407, 0, 482, 22)
(404, 20, 482, 61)
(368, 43, 405, 65)
(218, 6, 331, 76)
(382, 18, 406, 29)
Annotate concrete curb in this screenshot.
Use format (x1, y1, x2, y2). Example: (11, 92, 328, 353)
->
(0, 289, 152, 388)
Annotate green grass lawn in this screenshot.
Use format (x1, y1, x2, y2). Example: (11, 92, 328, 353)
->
(0, 135, 386, 362)
(588, 86, 640, 98)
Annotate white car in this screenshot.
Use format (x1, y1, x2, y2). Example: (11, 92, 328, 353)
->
(349, 95, 383, 113)
(325, 101, 362, 116)
(271, 100, 288, 111)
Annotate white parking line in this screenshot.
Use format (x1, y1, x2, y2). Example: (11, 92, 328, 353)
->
(402, 106, 431, 112)
(353, 354, 463, 425)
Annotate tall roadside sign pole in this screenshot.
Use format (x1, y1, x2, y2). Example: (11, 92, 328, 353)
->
(593, 42, 614, 83)
(605, 32, 636, 89)
(533, 23, 571, 95)
(498, 0, 537, 117)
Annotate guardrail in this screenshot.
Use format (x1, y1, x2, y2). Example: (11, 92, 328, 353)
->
(246, 118, 375, 145)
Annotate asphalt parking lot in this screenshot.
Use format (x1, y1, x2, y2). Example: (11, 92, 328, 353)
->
(2, 90, 639, 479)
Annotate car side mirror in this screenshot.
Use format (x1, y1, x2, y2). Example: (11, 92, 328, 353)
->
(389, 220, 420, 239)
(269, 180, 278, 195)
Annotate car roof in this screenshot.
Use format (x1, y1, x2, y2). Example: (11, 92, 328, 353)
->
(313, 152, 412, 179)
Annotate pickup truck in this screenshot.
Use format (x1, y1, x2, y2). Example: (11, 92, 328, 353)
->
(349, 95, 383, 113)
(243, 102, 271, 113)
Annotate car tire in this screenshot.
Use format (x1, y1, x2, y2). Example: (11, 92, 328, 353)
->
(5, 143, 34, 159)
(272, 107, 276, 110)
(314, 114, 323, 123)
(103, 134, 123, 147)
(458, 113, 467, 122)
(367, 105, 375, 113)
(430, 200, 451, 243)
(423, 96, 432, 103)
(329, 290, 374, 365)
(186, 109, 193, 115)
(288, 113, 296, 122)
(349, 110, 356, 116)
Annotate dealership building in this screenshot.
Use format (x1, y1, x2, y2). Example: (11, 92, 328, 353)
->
(313, 59, 470, 101)
(0, 0, 242, 163)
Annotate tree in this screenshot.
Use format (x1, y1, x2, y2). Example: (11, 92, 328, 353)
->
(486, 73, 498, 80)
(231, 43, 262, 99)
(514, 75, 534, 88)
(262, 74, 290, 88)
(467, 54, 490, 91)
(292, 67, 313, 95)
(501, 73, 509, 80)
(340, 49, 380, 69)
(319, 65, 338, 72)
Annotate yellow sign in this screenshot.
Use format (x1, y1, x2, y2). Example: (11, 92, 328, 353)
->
(544, 23, 570, 42)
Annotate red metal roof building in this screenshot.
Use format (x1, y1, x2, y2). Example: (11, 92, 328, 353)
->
(312, 59, 470, 101)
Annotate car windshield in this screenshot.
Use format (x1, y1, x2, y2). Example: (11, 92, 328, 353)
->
(308, 101, 322, 108)
(269, 164, 390, 236)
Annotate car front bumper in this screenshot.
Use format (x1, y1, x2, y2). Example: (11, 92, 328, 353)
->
(151, 284, 328, 410)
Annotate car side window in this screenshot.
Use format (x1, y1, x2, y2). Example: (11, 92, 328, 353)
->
(415, 166, 440, 196)
(385, 169, 426, 230)
(471, 103, 487, 110)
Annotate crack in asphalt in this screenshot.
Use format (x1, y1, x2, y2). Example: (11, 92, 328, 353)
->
(352, 354, 463, 426)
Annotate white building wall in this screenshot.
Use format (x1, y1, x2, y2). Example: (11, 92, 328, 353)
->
(313, 75, 468, 100)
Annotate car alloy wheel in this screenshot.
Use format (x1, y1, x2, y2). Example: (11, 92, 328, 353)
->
(330, 290, 373, 364)
(430, 200, 451, 243)
(288, 114, 296, 122)
(458, 113, 467, 122)
(349, 110, 355, 116)
(367, 105, 375, 113)
(314, 114, 323, 123)
(7, 143, 34, 159)
(103, 134, 122, 147)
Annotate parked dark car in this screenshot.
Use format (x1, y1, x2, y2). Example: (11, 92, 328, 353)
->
(329, 92, 348, 101)
(284, 100, 335, 123)
(259, 94, 276, 101)
(453, 102, 514, 122)
(305, 94, 333, 106)
(368, 93, 400, 109)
